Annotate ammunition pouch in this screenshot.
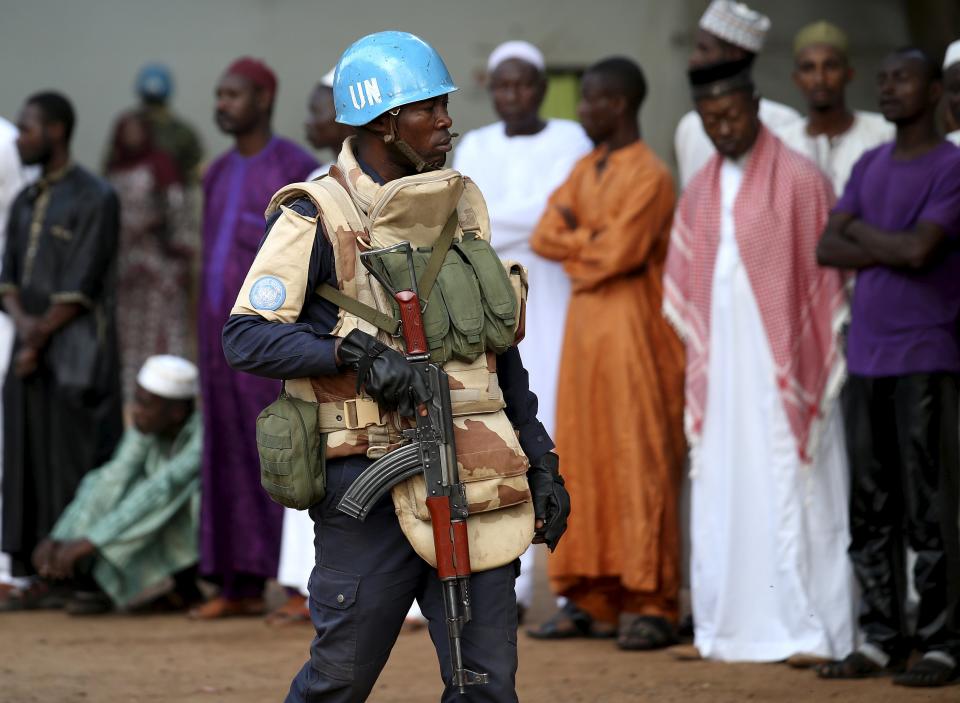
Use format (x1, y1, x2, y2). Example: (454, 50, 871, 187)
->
(256, 388, 326, 510)
(365, 234, 518, 363)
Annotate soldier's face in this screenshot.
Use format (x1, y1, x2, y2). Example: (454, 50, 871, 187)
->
(696, 90, 760, 159)
(16, 103, 52, 166)
(215, 73, 267, 135)
(793, 44, 852, 111)
(489, 59, 545, 126)
(395, 94, 454, 168)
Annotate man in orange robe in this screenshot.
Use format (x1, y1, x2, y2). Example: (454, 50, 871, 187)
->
(529, 57, 686, 649)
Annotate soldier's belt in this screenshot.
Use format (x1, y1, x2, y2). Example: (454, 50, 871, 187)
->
(318, 397, 384, 431)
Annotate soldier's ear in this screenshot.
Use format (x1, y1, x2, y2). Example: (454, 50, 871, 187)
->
(365, 113, 391, 139)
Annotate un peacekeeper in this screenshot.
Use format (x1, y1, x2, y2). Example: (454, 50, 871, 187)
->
(222, 31, 571, 702)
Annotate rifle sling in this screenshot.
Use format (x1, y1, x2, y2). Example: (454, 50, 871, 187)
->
(315, 283, 400, 336)
(417, 210, 459, 303)
(315, 209, 460, 337)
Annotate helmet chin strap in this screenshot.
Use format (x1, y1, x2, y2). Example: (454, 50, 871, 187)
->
(383, 109, 458, 173)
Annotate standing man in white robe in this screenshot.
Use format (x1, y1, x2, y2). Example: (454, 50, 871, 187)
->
(780, 21, 893, 196)
(454, 40, 592, 618)
(674, 0, 800, 189)
(943, 40, 960, 145)
(664, 58, 857, 664)
(0, 116, 33, 600)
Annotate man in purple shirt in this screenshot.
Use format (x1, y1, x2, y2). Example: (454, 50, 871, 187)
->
(192, 58, 318, 619)
(816, 48, 960, 687)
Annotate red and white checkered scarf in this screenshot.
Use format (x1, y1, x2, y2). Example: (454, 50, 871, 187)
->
(663, 126, 847, 463)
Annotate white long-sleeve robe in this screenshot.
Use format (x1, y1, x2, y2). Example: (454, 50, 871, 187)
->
(690, 158, 857, 661)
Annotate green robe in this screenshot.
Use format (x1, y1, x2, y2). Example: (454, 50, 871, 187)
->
(50, 412, 201, 606)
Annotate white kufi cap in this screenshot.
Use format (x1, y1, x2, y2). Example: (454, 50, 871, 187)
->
(944, 39, 960, 70)
(137, 355, 199, 400)
(487, 40, 545, 74)
(699, 0, 771, 54)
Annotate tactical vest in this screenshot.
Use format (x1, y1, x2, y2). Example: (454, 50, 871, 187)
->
(260, 139, 534, 571)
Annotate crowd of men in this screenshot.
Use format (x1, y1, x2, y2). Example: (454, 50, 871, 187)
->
(0, 0, 959, 697)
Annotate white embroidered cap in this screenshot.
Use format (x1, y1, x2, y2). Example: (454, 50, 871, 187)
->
(699, 0, 771, 54)
(487, 40, 545, 74)
(137, 355, 199, 400)
(944, 39, 960, 70)
(320, 67, 336, 88)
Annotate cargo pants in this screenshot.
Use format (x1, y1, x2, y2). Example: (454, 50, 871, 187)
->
(286, 456, 521, 703)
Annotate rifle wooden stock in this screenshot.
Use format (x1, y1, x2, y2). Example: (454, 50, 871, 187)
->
(395, 290, 428, 356)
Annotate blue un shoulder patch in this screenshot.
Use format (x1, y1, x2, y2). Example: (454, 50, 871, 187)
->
(249, 275, 287, 311)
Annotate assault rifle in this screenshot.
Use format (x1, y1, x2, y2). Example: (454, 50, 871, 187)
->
(337, 242, 489, 694)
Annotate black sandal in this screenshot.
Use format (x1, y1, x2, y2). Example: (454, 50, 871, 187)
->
(815, 652, 886, 679)
(526, 602, 616, 639)
(617, 615, 678, 651)
(892, 657, 958, 688)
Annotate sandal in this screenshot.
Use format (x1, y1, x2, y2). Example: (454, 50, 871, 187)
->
(188, 596, 265, 620)
(526, 602, 616, 639)
(892, 656, 958, 688)
(815, 652, 886, 679)
(617, 615, 678, 651)
(265, 594, 310, 627)
(0, 580, 68, 612)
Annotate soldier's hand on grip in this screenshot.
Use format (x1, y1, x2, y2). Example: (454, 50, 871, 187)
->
(526, 452, 570, 551)
(338, 329, 432, 417)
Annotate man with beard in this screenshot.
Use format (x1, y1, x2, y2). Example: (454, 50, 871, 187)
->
(0, 92, 123, 608)
(192, 57, 317, 620)
(664, 59, 855, 664)
(530, 57, 686, 650)
(816, 48, 960, 688)
(454, 39, 591, 623)
(674, 0, 800, 189)
(780, 22, 893, 196)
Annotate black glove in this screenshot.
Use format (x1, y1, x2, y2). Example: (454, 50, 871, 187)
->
(337, 329, 431, 417)
(526, 452, 570, 551)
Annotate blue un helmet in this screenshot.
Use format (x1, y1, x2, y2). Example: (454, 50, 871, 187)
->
(333, 31, 457, 126)
(136, 63, 173, 102)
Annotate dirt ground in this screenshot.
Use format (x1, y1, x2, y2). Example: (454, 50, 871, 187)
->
(1, 609, 957, 703)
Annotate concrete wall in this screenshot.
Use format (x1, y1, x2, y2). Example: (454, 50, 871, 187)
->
(0, 0, 911, 176)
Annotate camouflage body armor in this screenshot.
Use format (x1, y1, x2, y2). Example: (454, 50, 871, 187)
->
(237, 138, 535, 571)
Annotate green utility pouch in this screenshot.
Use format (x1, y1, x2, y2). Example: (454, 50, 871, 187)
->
(256, 387, 326, 510)
(369, 246, 487, 363)
(453, 235, 518, 355)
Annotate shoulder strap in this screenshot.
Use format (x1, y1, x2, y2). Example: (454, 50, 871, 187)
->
(417, 210, 459, 302)
(274, 179, 399, 336)
(315, 283, 399, 335)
